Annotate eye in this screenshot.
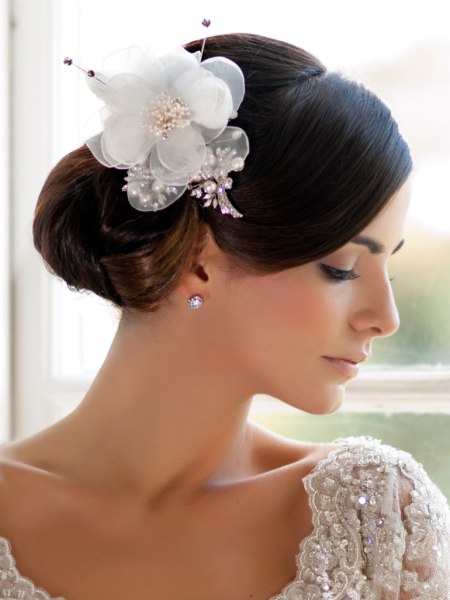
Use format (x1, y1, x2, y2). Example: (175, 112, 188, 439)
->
(319, 264, 360, 282)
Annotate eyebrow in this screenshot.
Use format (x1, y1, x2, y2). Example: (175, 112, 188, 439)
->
(351, 235, 405, 255)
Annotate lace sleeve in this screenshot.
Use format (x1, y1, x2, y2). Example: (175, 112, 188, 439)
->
(374, 447, 450, 599)
(270, 436, 450, 600)
(336, 437, 450, 599)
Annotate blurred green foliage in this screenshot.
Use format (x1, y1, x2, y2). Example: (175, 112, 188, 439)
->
(252, 409, 450, 501)
(371, 222, 450, 365)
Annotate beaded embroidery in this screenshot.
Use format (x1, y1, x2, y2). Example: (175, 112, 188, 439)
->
(1, 437, 449, 599)
(269, 437, 450, 600)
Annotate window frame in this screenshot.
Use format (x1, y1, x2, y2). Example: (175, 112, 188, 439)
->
(0, 0, 11, 443)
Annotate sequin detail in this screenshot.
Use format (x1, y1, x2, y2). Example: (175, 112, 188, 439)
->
(269, 437, 450, 600)
(1, 437, 449, 599)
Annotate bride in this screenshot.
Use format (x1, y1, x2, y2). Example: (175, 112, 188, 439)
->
(0, 33, 449, 599)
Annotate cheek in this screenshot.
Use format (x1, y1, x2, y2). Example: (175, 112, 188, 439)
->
(233, 276, 347, 411)
(234, 273, 339, 360)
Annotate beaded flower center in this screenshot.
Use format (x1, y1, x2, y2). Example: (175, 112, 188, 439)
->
(140, 92, 191, 140)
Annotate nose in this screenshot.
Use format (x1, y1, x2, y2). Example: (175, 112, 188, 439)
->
(349, 273, 400, 338)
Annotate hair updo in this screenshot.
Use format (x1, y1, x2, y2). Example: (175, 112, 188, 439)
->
(33, 33, 412, 311)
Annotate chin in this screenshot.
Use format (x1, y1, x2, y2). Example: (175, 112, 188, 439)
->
(278, 383, 346, 415)
(318, 384, 346, 414)
(321, 393, 345, 415)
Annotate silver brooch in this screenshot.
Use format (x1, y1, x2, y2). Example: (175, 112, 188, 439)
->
(188, 127, 248, 219)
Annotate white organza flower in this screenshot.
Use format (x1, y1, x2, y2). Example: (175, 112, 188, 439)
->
(84, 46, 248, 213)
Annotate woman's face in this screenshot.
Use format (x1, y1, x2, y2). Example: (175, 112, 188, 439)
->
(209, 181, 411, 414)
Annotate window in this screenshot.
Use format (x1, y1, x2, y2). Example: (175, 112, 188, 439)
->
(0, 1, 10, 442)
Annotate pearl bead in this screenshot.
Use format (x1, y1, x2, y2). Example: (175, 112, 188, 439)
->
(203, 154, 217, 169)
(204, 180, 217, 194)
(151, 180, 165, 193)
(139, 192, 152, 207)
(127, 182, 140, 197)
(231, 157, 245, 171)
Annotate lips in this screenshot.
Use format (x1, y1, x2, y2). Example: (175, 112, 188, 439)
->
(322, 354, 370, 378)
(324, 353, 370, 365)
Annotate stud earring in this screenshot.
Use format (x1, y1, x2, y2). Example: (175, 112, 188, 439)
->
(188, 295, 203, 310)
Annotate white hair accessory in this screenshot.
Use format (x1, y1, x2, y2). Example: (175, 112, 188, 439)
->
(78, 44, 249, 218)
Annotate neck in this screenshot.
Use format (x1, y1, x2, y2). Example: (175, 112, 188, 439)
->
(41, 308, 257, 503)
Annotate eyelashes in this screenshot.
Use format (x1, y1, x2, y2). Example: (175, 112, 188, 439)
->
(319, 264, 360, 282)
(319, 264, 395, 283)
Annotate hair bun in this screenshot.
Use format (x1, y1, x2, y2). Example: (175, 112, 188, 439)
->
(33, 146, 200, 311)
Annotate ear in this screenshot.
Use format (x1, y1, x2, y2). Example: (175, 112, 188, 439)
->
(177, 226, 224, 303)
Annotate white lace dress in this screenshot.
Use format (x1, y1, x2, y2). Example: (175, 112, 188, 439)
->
(1, 437, 449, 599)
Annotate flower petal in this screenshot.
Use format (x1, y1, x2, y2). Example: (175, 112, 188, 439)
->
(87, 47, 167, 106)
(194, 124, 227, 144)
(104, 75, 156, 112)
(160, 48, 200, 87)
(150, 150, 193, 186)
(102, 113, 156, 166)
(207, 126, 250, 166)
(85, 71, 110, 102)
(201, 57, 245, 113)
(85, 133, 110, 167)
(156, 126, 206, 175)
(102, 46, 166, 87)
(189, 77, 233, 130)
(172, 69, 232, 130)
(85, 132, 134, 169)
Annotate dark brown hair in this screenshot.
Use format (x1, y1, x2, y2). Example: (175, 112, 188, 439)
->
(33, 33, 412, 311)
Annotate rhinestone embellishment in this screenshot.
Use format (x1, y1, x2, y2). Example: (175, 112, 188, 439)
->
(278, 437, 450, 600)
(188, 295, 203, 310)
(188, 131, 247, 219)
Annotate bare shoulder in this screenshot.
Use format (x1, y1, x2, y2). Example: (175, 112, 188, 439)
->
(0, 439, 77, 546)
(0, 442, 21, 491)
(248, 420, 339, 478)
(0, 441, 34, 499)
(0, 438, 61, 522)
(0, 439, 40, 482)
(0, 443, 23, 529)
(0, 425, 67, 481)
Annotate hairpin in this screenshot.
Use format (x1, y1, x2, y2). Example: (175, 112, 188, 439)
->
(63, 57, 106, 85)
